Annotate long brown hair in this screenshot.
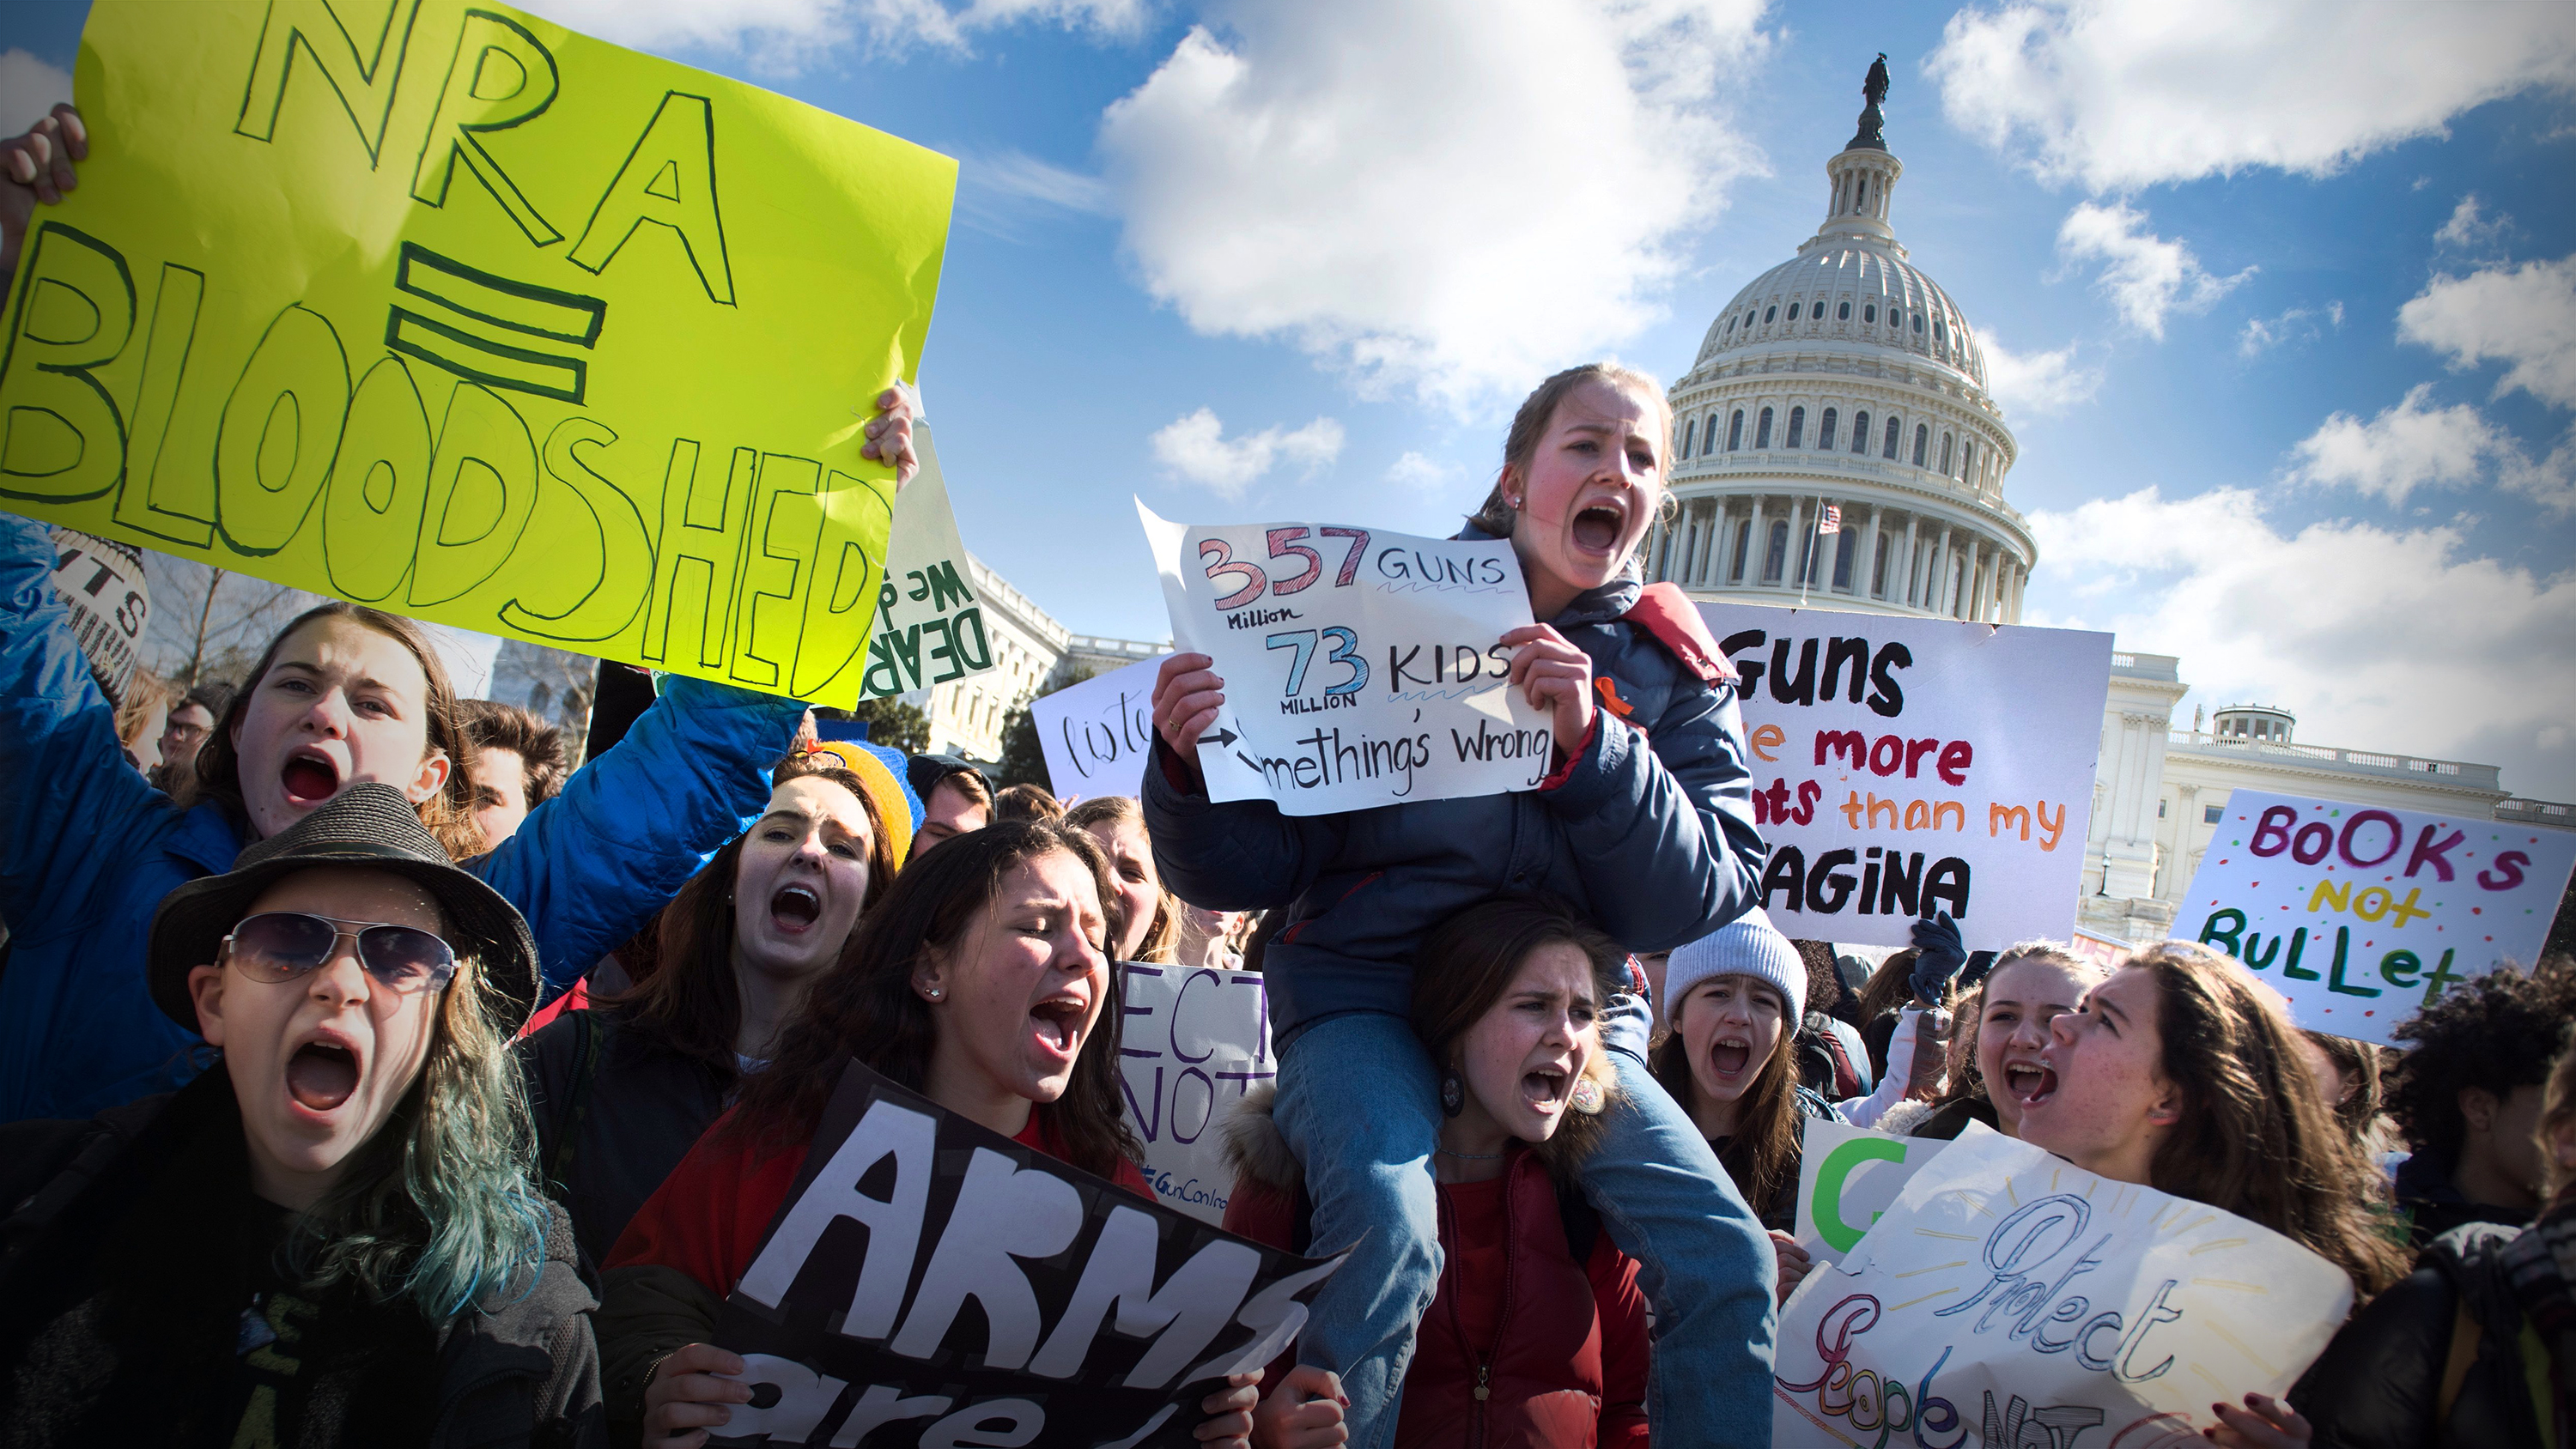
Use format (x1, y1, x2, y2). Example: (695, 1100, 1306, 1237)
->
(728, 821, 1142, 1179)
(1413, 897, 1623, 1080)
(1064, 796, 1179, 964)
(1651, 977, 1804, 1217)
(2126, 943, 2409, 1299)
(188, 602, 482, 859)
(608, 758, 897, 1082)
(1469, 362, 1676, 541)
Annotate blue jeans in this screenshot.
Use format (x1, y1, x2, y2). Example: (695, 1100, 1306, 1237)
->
(1273, 1001, 1777, 1448)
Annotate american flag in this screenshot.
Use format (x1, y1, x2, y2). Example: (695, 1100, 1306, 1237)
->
(1818, 504, 1842, 535)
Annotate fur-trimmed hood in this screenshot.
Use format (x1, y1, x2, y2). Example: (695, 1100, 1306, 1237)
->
(1221, 1057, 1623, 1194)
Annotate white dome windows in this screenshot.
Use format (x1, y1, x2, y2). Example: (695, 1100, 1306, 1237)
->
(1756, 408, 1775, 448)
(1765, 306, 1777, 324)
(1788, 302, 1800, 321)
(1882, 415, 1900, 458)
(1680, 417, 1696, 458)
(1786, 407, 1806, 448)
(1864, 303, 1878, 324)
(1940, 433, 1954, 475)
(1912, 313, 1925, 335)
(1851, 410, 1870, 453)
(1819, 408, 1838, 450)
(1912, 424, 1929, 465)
(1728, 410, 1745, 451)
(1838, 301, 1851, 320)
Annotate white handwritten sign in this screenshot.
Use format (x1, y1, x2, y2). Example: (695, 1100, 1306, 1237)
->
(1139, 502, 1552, 816)
(1034, 655, 1169, 804)
(1117, 964, 1273, 1225)
(1773, 1123, 2352, 1449)
(1704, 604, 2112, 949)
(2181, 791, 2576, 1048)
(1792, 1120, 1945, 1265)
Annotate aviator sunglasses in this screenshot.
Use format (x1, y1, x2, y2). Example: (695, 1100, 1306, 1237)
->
(222, 911, 459, 994)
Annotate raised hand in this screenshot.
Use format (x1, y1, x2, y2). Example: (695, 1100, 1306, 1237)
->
(1, 104, 87, 306)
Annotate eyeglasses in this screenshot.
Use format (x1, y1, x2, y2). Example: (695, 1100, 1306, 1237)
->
(222, 911, 458, 995)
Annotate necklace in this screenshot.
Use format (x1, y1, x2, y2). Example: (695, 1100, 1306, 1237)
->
(1436, 1147, 1504, 1161)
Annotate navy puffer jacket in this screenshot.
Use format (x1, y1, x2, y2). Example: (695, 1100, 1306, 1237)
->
(1144, 546, 1767, 1045)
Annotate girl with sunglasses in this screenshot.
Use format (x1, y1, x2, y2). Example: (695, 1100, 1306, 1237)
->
(0, 104, 923, 1126)
(0, 783, 602, 1446)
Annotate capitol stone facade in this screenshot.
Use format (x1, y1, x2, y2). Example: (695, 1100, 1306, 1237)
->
(1644, 100, 2032, 622)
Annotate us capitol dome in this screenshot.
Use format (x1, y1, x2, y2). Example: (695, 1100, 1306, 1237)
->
(1645, 56, 2033, 622)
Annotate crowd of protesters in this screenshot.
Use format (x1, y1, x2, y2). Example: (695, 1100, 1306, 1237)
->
(2, 101, 2574, 1449)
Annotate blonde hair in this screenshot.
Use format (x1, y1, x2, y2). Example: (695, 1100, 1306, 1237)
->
(2543, 1035, 2576, 1196)
(1469, 363, 1677, 542)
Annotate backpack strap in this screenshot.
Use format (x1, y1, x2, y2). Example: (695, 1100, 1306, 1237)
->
(1619, 582, 1736, 685)
(544, 1009, 605, 1197)
(2436, 1289, 2482, 1424)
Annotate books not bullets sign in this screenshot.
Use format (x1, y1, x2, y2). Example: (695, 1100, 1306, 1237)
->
(2181, 790, 2576, 1048)
(713, 1059, 1340, 1449)
(1139, 501, 1553, 816)
(1703, 603, 2113, 949)
(1771, 1123, 2352, 1449)
(1, 0, 956, 705)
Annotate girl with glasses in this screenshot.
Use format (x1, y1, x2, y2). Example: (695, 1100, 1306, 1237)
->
(0, 783, 603, 1447)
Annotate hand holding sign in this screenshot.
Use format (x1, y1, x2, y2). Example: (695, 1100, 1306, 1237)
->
(1498, 623, 1596, 760)
(0, 105, 86, 273)
(1139, 502, 1556, 815)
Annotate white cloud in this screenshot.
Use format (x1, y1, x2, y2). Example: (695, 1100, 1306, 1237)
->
(967, 151, 1113, 215)
(0, 49, 72, 136)
(2056, 201, 2251, 337)
(2236, 300, 2342, 358)
(1096, 0, 1771, 410)
(1978, 330, 2099, 415)
(518, 0, 1139, 60)
(2286, 384, 2518, 505)
(2026, 485, 2576, 797)
(2399, 254, 2576, 409)
(2433, 194, 2514, 256)
(1387, 451, 1455, 490)
(1930, 0, 2576, 192)
(1150, 409, 1344, 497)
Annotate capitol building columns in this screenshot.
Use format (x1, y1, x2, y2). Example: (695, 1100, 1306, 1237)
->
(1648, 85, 2034, 622)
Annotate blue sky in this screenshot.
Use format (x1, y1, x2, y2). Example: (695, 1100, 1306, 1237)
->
(4, 0, 2573, 797)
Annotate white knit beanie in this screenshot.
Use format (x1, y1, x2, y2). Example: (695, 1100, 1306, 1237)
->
(1662, 907, 1807, 1023)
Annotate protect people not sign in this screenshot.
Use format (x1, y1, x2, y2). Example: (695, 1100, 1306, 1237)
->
(2181, 790, 2576, 1046)
(1140, 502, 1554, 815)
(0, 0, 955, 704)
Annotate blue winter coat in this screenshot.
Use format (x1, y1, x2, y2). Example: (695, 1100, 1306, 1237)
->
(0, 514, 800, 1122)
(1143, 554, 1769, 1045)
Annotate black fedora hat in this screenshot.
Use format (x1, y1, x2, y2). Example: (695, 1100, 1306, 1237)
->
(148, 783, 539, 1033)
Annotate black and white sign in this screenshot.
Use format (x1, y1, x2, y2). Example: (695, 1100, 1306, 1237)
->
(712, 1058, 1340, 1448)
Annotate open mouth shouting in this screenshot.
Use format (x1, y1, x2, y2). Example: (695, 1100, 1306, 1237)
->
(1522, 1061, 1575, 1116)
(2002, 1057, 2056, 1109)
(769, 883, 823, 935)
(1570, 495, 1631, 560)
(280, 749, 342, 808)
(284, 1026, 364, 1119)
(1706, 1034, 1755, 1083)
(1029, 987, 1091, 1065)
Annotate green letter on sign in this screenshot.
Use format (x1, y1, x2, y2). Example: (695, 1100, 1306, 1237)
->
(1813, 1136, 1910, 1253)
